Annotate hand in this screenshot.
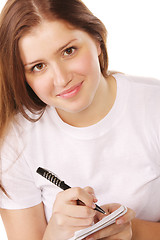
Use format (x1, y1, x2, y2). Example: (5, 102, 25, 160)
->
(86, 203, 135, 240)
(46, 186, 97, 240)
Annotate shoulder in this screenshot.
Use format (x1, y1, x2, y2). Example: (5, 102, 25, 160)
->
(126, 74, 160, 91)
(126, 74, 160, 105)
(1, 106, 58, 155)
(2, 111, 35, 147)
(114, 72, 160, 88)
(114, 73, 160, 99)
(119, 74, 160, 136)
(126, 73, 160, 91)
(113, 73, 160, 125)
(3, 106, 54, 140)
(1, 112, 33, 170)
(1, 107, 51, 160)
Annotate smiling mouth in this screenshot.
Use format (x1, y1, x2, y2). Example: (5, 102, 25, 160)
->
(57, 81, 83, 99)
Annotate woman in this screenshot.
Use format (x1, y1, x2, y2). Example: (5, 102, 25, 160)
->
(0, 0, 160, 239)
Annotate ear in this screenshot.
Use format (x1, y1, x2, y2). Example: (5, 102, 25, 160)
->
(96, 41, 101, 56)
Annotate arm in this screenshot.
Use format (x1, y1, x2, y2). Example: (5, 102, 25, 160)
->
(132, 218, 160, 240)
(0, 202, 47, 240)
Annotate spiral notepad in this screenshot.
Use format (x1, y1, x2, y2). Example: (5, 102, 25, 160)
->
(69, 205, 127, 240)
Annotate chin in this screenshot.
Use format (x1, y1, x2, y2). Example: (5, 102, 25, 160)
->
(60, 99, 92, 114)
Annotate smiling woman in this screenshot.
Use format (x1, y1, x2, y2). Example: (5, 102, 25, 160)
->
(0, 1, 160, 240)
(18, 20, 103, 116)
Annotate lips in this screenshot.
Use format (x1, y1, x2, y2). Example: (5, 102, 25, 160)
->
(57, 81, 83, 98)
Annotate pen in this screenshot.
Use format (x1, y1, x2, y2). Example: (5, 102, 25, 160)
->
(36, 167, 106, 214)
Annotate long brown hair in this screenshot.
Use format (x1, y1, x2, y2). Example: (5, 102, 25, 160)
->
(0, 0, 108, 191)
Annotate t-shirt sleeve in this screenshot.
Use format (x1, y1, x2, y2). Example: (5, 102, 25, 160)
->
(0, 129, 42, 210)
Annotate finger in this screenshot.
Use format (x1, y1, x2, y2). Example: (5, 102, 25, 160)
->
(58, 187, 96, 208)
(53, 212, 94, 228)
(53, 188, 96, 218)
(94, 203, 121, 221)
(83, 186, 98, 202)
(95, 204, 135, 223)
(51, 214, 95, 240)
(100, 222, 132, 240)
(83, 186, 95, 194)
(116, 208, 136, 225)
(57, 203, 96, 218)
(106, 203, 122, 213)
(89, 222, 131, 240)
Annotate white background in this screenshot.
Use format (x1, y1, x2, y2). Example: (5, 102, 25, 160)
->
(0, 0, 160, 239)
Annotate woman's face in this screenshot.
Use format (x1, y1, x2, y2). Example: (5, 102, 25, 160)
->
(19, 20, 102, 114)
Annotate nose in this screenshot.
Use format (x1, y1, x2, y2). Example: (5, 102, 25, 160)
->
(50, 61, 71, 87)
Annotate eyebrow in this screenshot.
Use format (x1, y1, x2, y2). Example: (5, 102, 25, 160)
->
(56, 39, 77, 54)
(24, 39, 77, 67)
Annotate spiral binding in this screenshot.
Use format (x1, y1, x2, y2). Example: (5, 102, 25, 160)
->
(43, 170, 62, 187)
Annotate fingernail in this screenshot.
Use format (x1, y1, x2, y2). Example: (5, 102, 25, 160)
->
(92, 193, 98, 202)
(92, 203, 96, 209)
(93, 197, 98, 202)
(116, 219, 124, 224)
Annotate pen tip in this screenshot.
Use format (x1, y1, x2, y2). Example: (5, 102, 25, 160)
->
(95, 204, 106, 214)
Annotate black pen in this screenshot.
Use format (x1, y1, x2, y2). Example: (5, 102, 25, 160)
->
(36, 167, 106, 214)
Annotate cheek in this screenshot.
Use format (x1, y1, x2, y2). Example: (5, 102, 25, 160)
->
(71, 51, 100, 76)
(26, 76, 52, 98)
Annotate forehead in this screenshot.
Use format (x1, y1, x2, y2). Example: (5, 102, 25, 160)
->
(26, 19, 76, 37)
(19, 20, 87, 59)
(18, 19, 96, 64)
(19, 20, 78, 48)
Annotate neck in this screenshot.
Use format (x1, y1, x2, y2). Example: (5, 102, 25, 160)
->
(56, 75, 117, 127)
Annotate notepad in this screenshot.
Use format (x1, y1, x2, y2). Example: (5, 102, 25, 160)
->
(69, 205, 127, 240)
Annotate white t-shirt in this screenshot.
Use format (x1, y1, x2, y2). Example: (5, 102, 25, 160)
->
(1, 73, 160, 223)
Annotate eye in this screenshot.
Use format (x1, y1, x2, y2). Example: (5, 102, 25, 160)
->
(63, 47, 76, 57)
(32, 63, 46, 72)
